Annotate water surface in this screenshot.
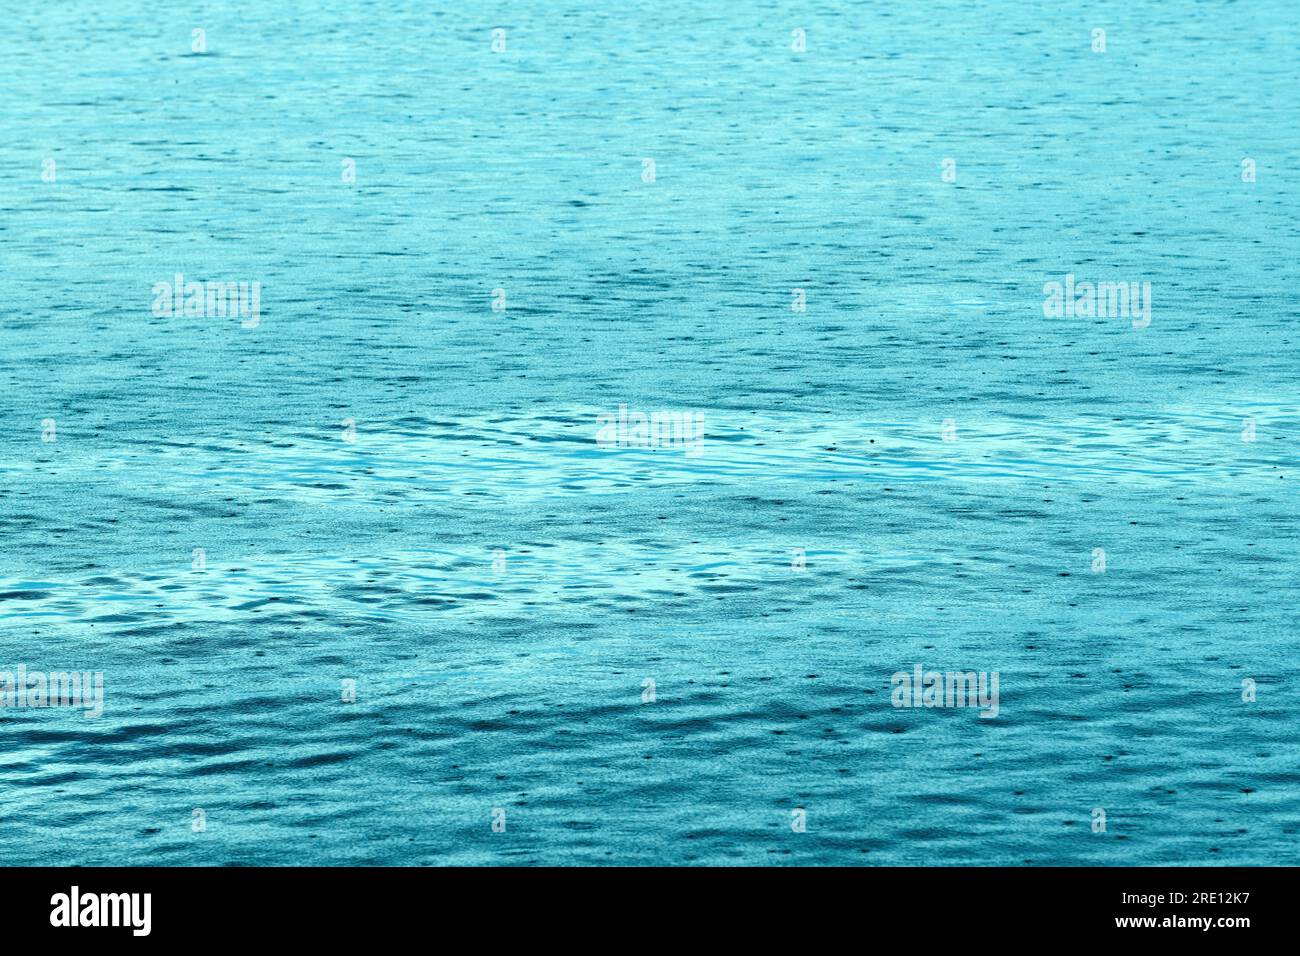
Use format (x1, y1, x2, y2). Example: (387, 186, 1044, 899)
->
(1, 0, 1297, 865)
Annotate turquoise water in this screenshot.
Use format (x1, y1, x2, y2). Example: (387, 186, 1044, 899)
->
(1, 1, 1298, 865)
